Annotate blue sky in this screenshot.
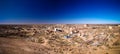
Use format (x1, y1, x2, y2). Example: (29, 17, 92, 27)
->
(0, 0, 120, 24)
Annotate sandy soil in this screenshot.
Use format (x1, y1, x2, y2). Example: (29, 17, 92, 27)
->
(0, 24, 120, 54)
(0, 37, 54, 54)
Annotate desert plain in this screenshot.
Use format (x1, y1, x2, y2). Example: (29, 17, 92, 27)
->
(0, 24, 120, 54)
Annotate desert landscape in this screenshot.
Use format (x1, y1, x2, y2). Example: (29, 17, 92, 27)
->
(0, 24, 120, 54)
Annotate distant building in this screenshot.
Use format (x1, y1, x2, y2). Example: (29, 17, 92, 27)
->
(109, 26, 112, 29)
(84, 24, 88, 27)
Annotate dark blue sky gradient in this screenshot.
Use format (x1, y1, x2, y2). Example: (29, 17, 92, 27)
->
(0, 0, 120, 24)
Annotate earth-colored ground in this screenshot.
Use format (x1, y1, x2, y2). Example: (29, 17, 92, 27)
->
(0, 24, 120, 54)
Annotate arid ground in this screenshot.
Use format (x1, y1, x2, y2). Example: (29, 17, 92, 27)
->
(0, 24, 120, 54)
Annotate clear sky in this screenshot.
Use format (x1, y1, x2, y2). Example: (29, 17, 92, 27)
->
(0, 0, 120, 24)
